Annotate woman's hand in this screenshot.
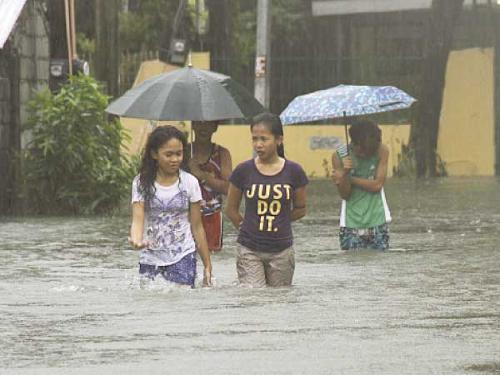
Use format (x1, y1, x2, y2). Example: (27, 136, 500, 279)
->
(130, 202, 147, 249)
(331, 153, 352, 199)
(225, 183, 244, 230)
(331, 168, 346, 185)
(331, 156, 352, 184)
(128, 236, 149, 250)
(203, 266, 212, 287)
(188, 159, 203, 179)
(341, 156, 353, 171)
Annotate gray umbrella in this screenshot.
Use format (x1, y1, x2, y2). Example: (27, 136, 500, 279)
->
(105, 65, 264, 121)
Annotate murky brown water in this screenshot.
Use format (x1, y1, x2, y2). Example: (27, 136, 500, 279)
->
(1, 178, 499, 374)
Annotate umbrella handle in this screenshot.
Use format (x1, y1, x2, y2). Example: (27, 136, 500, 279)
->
(342, 112, 349, 154)
(190, 127, 193, 158)
(344, 124, 349, 149)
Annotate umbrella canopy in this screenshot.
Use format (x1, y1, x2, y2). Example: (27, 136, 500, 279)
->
(280, 84, 416, 125)
(0, 0, 27, 49)
(106, 66, 264, 121)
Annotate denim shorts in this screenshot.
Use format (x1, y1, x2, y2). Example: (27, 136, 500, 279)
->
(139, 252, 197, 287)
(339, 223, 389, 250)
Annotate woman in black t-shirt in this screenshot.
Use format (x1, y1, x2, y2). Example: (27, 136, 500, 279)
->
(225, 113, 308, 287)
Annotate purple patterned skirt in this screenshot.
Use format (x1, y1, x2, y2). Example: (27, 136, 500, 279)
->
(139, 252, 197, 287)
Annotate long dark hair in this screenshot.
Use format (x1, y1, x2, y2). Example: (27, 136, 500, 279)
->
(138, 125, 188, 205)
(251, 112, 285, 158)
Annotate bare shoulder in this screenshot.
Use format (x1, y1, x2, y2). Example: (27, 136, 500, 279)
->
(217, 144, 232, 158)
(219, 145, 231, 155)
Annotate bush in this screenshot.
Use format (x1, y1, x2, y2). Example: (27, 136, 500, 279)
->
(393, 143, 447, 177)
(23, 75, 135, 214)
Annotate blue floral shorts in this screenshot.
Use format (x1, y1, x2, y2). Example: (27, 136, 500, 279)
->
(339, 224, 389, 251)
(139, 252, 197, 287)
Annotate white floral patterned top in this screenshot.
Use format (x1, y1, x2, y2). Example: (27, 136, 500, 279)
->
(131, 170, 202, 266)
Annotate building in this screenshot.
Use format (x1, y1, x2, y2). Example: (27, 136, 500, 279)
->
(0, 0, 50, 214)
(269, 0, 500, 176)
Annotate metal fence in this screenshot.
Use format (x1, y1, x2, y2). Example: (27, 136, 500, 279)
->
(119, 49, 159, 94)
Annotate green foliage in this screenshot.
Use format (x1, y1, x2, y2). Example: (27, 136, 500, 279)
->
(119, 0, 195, 53)
(232, 3, 256, 63)
(393, 143, 447, 177)
(23, 75, 136, 215)
(271, 0, 310, 44)
(393, 143, 417, 177)
(320, 158, 331, 178)
(119, 11, 150, 52)
(76, 32, 95, 60)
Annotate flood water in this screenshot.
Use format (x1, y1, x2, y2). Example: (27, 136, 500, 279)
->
(0, 178, 499, 375)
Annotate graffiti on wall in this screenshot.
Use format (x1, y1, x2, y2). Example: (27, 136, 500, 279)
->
(309, 136, 344, 150)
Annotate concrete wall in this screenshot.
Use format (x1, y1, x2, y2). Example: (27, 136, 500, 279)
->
(12, 0, 50, 148)
(0, 78, 11, 213)
(438, 47, 495, 176)
(212, 124, 410, 178)
(0, 0, 49, 214)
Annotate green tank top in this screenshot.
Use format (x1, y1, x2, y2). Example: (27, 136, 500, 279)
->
(337, 146, 391, 228)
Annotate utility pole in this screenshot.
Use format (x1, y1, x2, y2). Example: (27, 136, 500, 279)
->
(254, 0, 271, 108)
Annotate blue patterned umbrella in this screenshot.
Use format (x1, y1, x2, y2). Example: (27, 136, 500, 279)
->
(280, 84, 416, 125)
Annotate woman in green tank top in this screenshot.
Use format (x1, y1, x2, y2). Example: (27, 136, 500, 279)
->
(331, 120, 391, 250)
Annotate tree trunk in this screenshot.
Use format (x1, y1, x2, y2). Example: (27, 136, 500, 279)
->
(47, 0, 68, 59)
(95, 0, 120, 97)
(206, 0, 233, 73)
(413, 0, 464, 177)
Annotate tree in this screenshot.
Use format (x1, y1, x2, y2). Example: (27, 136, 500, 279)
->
(412, 0, 464, 177)
(119, 0, 193, 54)
(95, 0, 120, 97)
(205, 0, 234, 73)
(46, 0, 68, 58)
(23, 75, 134, 215)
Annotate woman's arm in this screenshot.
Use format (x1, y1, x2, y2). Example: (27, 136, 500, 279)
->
(205, 147, 232, 195)
(350, 145, 389, 193)
(291, 186, 307, 221)
(129, 202, 148, 249)
(189, 202, 212, 286)
(225, 183, 244, 230)
(331, 152, 352, 200)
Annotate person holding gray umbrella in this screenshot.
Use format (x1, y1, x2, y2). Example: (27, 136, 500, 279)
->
(331, 120, 391, 251)
(187, 120, 233, 252)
